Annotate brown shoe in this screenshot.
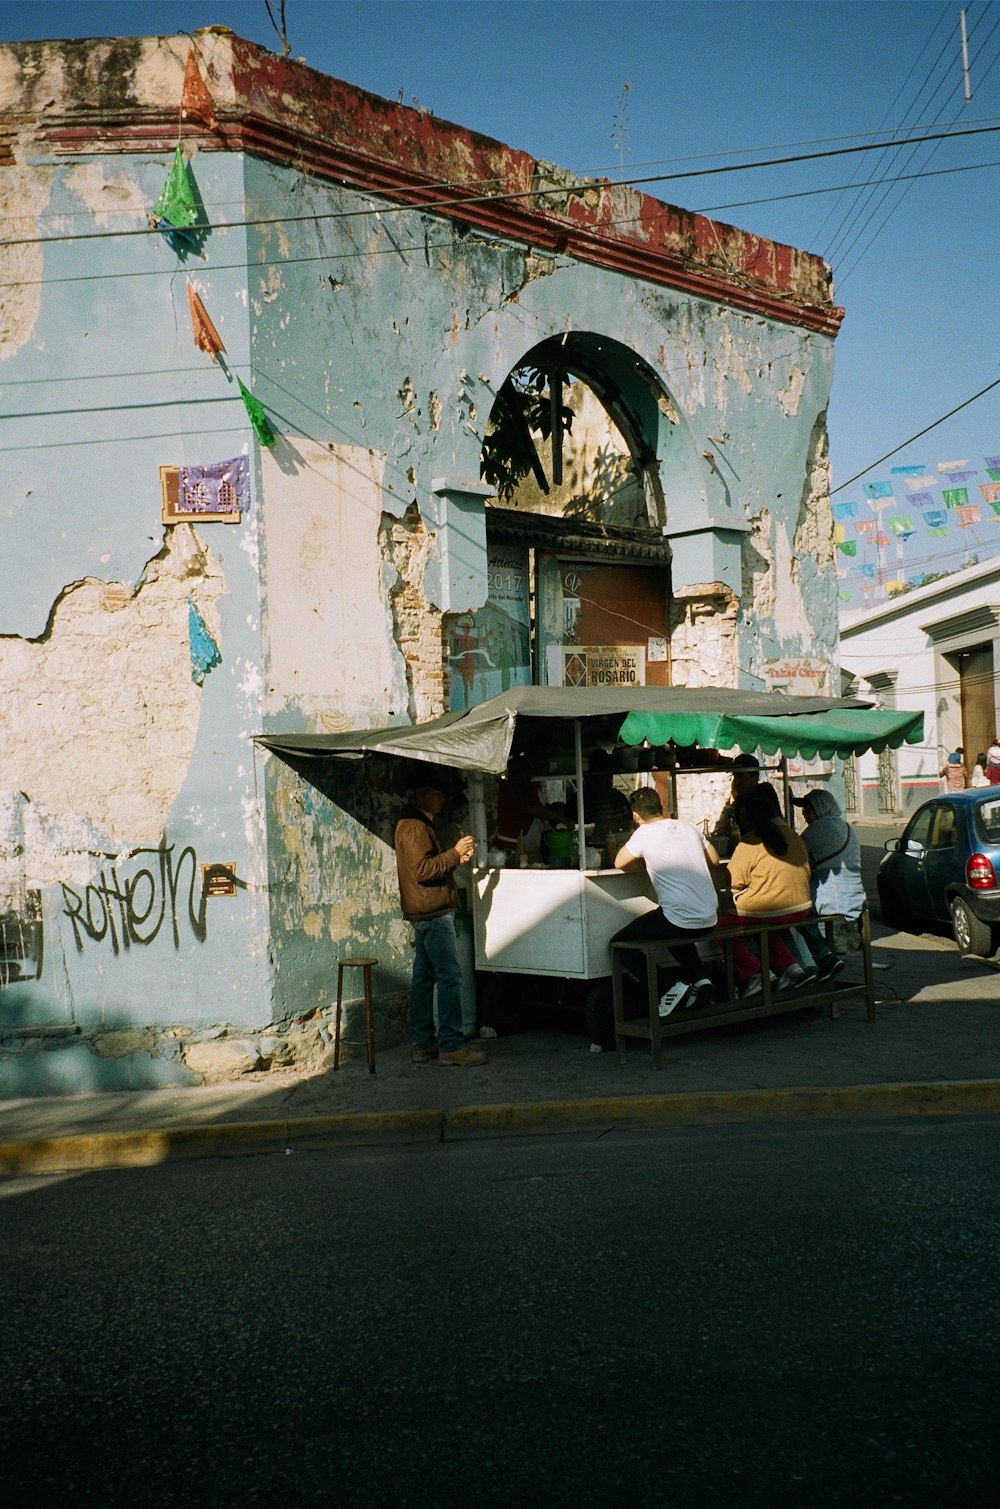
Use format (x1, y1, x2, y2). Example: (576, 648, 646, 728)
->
(438, 1046, 487, 1066)
(410, 1044, 439, 1063)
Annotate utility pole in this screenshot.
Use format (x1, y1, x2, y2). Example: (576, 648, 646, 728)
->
(960, 9, 972, 103)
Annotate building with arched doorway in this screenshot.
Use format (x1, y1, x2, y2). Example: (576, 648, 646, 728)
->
(0, 32, 844, 1089)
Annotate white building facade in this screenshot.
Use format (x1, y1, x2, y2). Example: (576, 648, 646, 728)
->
(840, 558, 1000, 817)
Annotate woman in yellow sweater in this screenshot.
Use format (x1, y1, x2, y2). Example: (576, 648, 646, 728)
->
(720, 785, 811, 996)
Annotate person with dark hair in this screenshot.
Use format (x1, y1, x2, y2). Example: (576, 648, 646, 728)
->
(719, 784, 811, 996)
(394, 780, 486, 1066)
(612, 786, 719, 1016)
(580, 747, 633, 845)
(970, 753, 990, 788)
(494, 751, 561, 857)
(710, 753, 761, 855)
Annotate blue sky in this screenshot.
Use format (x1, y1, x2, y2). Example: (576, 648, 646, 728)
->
(4, 0, 1000, 600)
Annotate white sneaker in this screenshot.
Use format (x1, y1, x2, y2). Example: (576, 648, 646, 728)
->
(777, 963, 806, 990)
(738, 973, 764, 998)
(658, 982, 688, 1018)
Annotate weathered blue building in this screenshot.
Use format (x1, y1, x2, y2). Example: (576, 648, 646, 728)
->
(0, 31, 843, 1092)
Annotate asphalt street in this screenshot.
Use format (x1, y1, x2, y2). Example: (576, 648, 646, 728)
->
(3, 1117, 999, 1508)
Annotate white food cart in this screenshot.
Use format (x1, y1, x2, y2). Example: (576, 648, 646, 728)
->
(258, 686, 924, 1038)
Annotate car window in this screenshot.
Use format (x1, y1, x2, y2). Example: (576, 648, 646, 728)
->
(929, 805, 958, 850)
(904, 808, 933, 851)
(975, 798, 1000, 845)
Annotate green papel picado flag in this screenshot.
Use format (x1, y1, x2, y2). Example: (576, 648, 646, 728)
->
(151, 145, 203, 251)
(237, 379, 276, 448)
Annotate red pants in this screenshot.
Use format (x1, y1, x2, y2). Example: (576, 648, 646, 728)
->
(715, 910, 809, 982)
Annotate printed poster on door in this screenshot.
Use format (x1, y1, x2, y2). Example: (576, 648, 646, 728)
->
(554, 644, 646, 688)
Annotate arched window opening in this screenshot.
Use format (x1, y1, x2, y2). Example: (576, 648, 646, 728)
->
(444, 335, 676, 709)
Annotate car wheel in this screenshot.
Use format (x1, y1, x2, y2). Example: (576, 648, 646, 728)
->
(877, 876, 914, 932)
(950, 898, 996, 959)
(584, 979, 615, 1050)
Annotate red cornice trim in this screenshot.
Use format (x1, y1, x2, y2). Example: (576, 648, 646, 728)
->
(37, 94, 843, 336)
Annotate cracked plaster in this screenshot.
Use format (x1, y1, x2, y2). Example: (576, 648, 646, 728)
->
(0, 153, 53, 361)
(259, 441, 404, 725)
(0, 527, 226, 876)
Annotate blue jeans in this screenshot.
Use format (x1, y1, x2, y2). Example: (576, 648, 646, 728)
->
(411, 912, 464, 1053)
(791, 919, 837, 969)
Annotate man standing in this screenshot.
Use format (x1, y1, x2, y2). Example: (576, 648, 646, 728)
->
(394, 780, 487, 1066)
(613, 788, 719, 1015)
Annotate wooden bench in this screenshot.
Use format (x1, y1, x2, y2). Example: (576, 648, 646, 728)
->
(610, 911, 876, 1068)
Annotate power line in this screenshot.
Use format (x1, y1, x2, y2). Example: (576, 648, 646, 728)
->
(835, 7, 1000, 283)
(696, 155, 1000, 214)
(831, 377, 1000, 495)
(4, 121, 1000, 252)
(823, 4, 957, 264)
(577, 117, 997, 182)
(838, 529, 1000, 574)
(5, 149, 999, 301)
(811, 1, 954, 249)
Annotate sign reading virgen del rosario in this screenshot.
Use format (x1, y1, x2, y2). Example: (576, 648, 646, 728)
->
(561, 645, 646, 687)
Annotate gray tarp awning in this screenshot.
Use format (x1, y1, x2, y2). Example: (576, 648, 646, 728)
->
(254, 686, 924, 776)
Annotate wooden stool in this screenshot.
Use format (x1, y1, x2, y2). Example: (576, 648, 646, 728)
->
(333, 957, 377, 1073)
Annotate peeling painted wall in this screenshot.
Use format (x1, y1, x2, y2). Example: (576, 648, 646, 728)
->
(1, 32, 841, 1078)
(0, 58, 274, 1072)
(0, 529, 225, 857)
(258, 443, 405, 726)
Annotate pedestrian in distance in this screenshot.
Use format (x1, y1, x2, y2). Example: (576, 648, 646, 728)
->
(939, 747, 967, 792)
(394, 779, 486, 1066)
(986, 738, 1000, 786)
(970, 753, 990, 789)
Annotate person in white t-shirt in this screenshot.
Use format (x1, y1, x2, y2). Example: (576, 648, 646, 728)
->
(612, 787, 720, 1014)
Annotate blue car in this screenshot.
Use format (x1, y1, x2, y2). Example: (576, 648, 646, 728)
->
(877, 789, 1000, 958)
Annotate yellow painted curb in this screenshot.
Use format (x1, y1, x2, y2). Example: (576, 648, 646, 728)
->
(1, 1082, 998, 1177)
(283, 1109, 443, 1147)
(443, 1081, 1000, 1137)
(0, 1110, 444, 1177)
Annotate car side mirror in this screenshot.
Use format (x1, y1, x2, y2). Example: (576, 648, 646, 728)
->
(903, 839, 925, 857)
(884, 838, 899, 853)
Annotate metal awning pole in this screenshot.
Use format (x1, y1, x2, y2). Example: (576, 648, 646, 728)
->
(467, 770, 487, 864)
(573, 719, 587, 868)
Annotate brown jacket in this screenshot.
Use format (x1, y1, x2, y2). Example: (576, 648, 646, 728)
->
(394, 805, 462, 922)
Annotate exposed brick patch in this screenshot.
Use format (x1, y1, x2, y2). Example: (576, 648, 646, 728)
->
(379, 503, 446, 723)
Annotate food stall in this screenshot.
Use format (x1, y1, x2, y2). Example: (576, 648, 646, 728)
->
(257, 686, 924, 1033)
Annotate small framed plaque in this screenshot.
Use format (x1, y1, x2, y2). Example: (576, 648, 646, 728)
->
(201, 862, 238, 898)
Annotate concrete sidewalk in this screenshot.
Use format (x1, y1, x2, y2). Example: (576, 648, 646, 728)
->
(1, 916, 997, 1176)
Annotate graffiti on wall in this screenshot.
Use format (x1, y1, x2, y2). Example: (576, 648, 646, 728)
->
(61, 841, 208, 954)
